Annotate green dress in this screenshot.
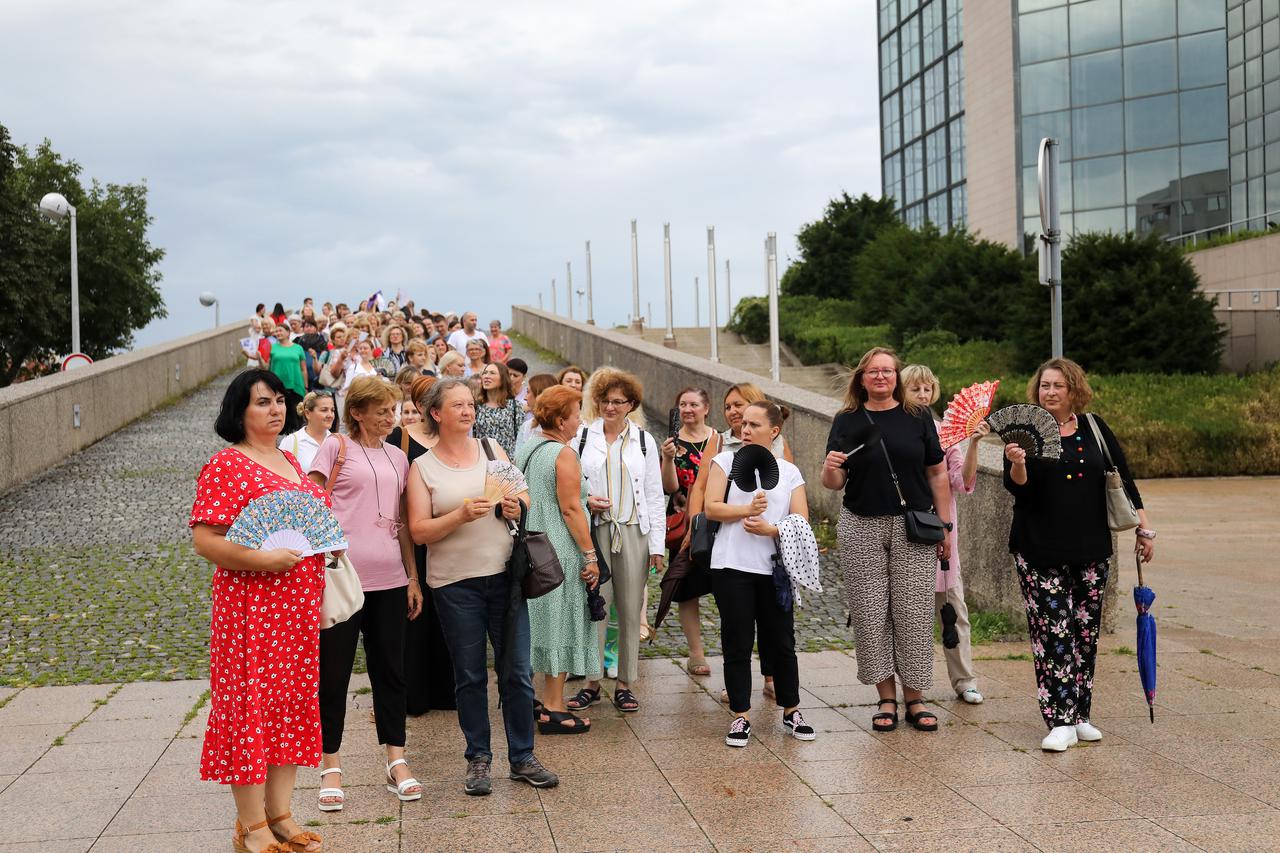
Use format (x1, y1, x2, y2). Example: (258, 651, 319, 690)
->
(516, 438, 599, 677)
(269, 342, 307, 397)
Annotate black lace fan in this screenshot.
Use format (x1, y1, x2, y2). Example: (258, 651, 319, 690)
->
(986, 404, 1063, 460)
(729, 444, 780, 492)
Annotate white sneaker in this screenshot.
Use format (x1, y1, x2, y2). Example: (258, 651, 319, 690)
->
(1075, 721, 1103, 742)
(1041, 725, 1079, 752)
(960, 688, 984, 705)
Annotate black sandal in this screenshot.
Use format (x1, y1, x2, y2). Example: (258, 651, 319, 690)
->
(612, 688, 640, 713)
(872, 699, 898, 732)
(904, 699, 938, 732)
(537, 709, 591, 735)
(567, 686, 601, 711)
(533, 700, 544, 722)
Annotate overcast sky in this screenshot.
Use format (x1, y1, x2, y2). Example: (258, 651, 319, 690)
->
(4, 0, 880, 346)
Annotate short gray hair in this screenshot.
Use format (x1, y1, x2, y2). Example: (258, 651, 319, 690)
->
(419, 378, 472, 436)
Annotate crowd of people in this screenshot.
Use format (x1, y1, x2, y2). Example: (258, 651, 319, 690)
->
(192, 297, 1155, 853)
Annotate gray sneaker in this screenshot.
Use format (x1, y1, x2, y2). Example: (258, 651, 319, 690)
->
(508, 756, 559, 788)
(464, 758, 492, 796)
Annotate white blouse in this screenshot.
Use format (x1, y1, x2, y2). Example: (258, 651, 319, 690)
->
(278, 428, 329, 471)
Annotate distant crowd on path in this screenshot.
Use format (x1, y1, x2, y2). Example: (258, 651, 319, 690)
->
(191, 295, 1158, 853)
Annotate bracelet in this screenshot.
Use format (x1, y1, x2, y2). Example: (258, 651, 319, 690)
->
(1136, 527, 1157, 541)
(583, 548, 597, 560)
(584, 556, 598, 565)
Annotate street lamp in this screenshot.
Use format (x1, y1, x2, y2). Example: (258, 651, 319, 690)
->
(38, 192, 80, 356)
(199, 291, 221, 328)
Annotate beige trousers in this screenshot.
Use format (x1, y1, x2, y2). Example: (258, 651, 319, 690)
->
(594, 524, 648, 684)
(935, 568, 978, 695)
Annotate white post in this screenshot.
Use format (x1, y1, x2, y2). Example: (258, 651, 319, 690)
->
(663, 223, 676, 347)
(694, 276, 700, 327)
(630, 219, 642, 330)
(707, 227, 719, 362)
(585, 240, 595, 325)
(647, 301, 652, 328)
(767, 233, 780, 383)
(566, 262, 573, 321)
(725, 258, 731, 323)
(70, 209, 80, 354)
(1037, 137, 1064, 359)
(551, 278, 557, 315)
(538, 292, 543, 310)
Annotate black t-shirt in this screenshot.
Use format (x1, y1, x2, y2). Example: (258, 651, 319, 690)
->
(826, 404, 944, 516)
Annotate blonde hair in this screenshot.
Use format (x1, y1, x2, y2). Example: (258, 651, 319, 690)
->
(296, 390, 331, 418)
(437, 351, 465, 375)
(1028, 357, 1093, 412)
(899, 364, 941, 406)
(581, 367, 645, 427)
(343, 376, 401, 439)
(839, 347, 924, 416)
(381, 323, 408, 350)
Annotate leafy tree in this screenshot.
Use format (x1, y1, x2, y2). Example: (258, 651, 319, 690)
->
(0, 125, 166, 385)
(780, 192, 901, 299)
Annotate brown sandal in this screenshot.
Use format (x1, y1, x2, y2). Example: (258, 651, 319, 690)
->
(232, 818, 292, 853)
(268, 810, 324, 852)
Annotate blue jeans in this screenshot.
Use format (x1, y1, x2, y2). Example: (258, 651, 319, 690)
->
(433, 574, 535, 766)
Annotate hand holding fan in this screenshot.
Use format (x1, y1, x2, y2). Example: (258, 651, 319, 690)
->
(938, 380, 1000, 450)
(729, 444, 780, 493)
(225, 491, 349, 557)
(986, 404, 1063, 460)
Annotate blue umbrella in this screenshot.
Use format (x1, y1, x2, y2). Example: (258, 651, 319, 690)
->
(1133, 552, 1157, 723)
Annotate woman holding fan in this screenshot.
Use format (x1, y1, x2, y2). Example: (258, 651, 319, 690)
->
(1002, 358, 1155, 752)
(406, 378, 558, 794)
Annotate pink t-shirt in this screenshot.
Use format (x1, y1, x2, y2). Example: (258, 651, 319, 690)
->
(310, 434, 411, 592)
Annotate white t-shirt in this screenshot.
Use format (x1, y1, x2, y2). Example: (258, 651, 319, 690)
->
(278, 428, 329, 472)
(447, 328, 489, 355)
(708, 450, 805, 576)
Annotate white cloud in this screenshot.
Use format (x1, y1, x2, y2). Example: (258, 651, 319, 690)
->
(2, 0, 881, 340)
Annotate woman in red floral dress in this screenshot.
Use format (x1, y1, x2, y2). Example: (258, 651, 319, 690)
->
(191, 369, 326, 853)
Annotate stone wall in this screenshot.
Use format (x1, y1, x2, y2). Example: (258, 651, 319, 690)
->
(0, 323, 247, 495)
(512, 306, 1121, 630)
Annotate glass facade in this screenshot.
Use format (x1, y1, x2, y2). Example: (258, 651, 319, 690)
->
(1227, 0, 1280, 228)
(1015, 0, 1228, 239)
(879, 0, 968, 230)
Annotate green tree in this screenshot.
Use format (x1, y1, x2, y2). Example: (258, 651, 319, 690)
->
(780, 192, 901, 299)
(0, 125, 166, 385)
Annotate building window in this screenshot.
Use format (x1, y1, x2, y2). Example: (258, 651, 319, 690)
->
(951, 184, 967, 227)
(924, 63, 947, 129)
(904, 141, 925, 204)
(950, 115, 966, 181)
(903, 77, 923, 141)
(902, 12, 921, 80)
(946, 0, 962, 49)
(881, 32, 900, 97)
(883, 94, 902, 152)
(947, 49, 965, 113)
(926, 128, 948, 193)
(1070, 0, 1122, 55)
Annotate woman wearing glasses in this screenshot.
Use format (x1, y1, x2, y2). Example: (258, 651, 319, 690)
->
(308, 375, 425, 812)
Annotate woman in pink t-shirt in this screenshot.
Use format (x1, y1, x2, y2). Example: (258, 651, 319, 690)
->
(308, 375, 424, 813)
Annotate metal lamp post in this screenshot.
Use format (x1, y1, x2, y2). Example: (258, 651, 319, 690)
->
(199, 292, 221, 328)
(585, 240, 595, 325)
(38, 192, 80, 355)
(630, 219, 642, 330)
(663, 223, 676, 347)
(706, 226, 719, 362)
(1037, 137, 1064, 358)
(766, 233, 780, 382)
(566, 262, 574, 321)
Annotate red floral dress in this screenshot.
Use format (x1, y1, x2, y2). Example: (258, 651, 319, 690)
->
(189, 447, 328, 785)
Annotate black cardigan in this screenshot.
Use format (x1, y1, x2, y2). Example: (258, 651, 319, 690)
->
(1003, 413, 1143, 566)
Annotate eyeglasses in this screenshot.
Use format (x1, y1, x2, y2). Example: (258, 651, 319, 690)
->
(602, 398, 632, 409)
(864, 369, 896, 377)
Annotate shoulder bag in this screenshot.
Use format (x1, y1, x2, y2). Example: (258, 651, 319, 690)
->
(320, 434, 366, 628)
(1084, 413, 1140, 532)
(511, 440, 567, 599)
(863, 409, 947, 545)
(688, 446, 733, 570)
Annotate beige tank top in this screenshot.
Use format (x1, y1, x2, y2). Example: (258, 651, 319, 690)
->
(414, 439, 513, 588)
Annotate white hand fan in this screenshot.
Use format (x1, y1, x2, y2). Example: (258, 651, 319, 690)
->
(483, 460, 528, 503)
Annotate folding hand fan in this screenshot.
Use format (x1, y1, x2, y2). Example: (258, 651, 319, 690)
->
(482, 460, 529, 504)
(986, 403, 1063, 460)
(729, 444, 779, 493)
(938, 379, 1000, 450)
(225, 491, 349, 557)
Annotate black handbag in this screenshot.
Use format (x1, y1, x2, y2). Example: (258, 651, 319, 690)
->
(688, 478, 733, 569)
(863, 409, 947, 546)
(499, 440, 565, 599)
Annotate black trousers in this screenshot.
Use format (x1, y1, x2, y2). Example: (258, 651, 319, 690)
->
(319, 587, 408, 753)
(712, 568, 800, 714)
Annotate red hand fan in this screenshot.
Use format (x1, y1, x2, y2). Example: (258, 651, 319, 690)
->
(938, 380, 1000, 450)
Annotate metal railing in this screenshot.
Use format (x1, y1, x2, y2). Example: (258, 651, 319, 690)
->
(1201, 288, 1280, 310)
(1165, 209, 1280, 247)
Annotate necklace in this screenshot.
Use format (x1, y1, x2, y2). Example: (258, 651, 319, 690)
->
(1057, 412, 1078, 429)
(357, 441, 402, 536)
(433, 437, 477, 469)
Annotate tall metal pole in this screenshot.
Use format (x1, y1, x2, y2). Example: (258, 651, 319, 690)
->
(70, 209, 80, 355)
(662, 223, 676, 347)
(725, 258, 732, 322)
(551, 277, 557, 315)
(630, 219, 642, 330)
(538, 292, 543, 310)
(1037, 137, 1064, 358)
(767, 233, 780, 383)
(585, 240, 595, 325)
(707, 226, 719, 363)
(694, 276, 700, 327)
(566, 262, 574, 321)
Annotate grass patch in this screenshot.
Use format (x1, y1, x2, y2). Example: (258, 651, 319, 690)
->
(508, 331, 564, 366)
(183, 690, 211, 728)
(975, 652, 1032, 662)
(812, 517, 837, 553)
(374, 816, 396, 825)
(1113, 645, 1137, 656)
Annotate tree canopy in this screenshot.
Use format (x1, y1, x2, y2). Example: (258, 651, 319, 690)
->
(0, 124, 166, 385)
(780, 192, 900, 299)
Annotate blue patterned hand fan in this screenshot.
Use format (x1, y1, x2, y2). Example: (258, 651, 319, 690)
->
(225, 492, 348, 557)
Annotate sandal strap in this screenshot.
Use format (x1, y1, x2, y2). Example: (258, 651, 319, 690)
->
(386, 758, 408, 772)
(266, 811, 292, 825)
(319, 767, 342, 777)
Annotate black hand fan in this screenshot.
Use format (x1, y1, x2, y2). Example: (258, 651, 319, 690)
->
(668, 407, 681, 440)
(986, 404, 1063, 460)
(729, 443, 780, 492)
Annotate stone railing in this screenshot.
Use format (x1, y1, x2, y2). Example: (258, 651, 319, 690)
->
(512, 306, 1119, 630)
(0, 323, 247, 495)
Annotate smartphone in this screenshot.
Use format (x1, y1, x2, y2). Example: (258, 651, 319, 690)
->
(359, 331, 369, 341)
(668, 407, 681, 440)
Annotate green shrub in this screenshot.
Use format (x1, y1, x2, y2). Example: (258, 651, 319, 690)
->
(791, 324, 892, 365)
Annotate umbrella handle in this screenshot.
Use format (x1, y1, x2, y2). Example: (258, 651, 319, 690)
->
(1134, 549, 1144, 588)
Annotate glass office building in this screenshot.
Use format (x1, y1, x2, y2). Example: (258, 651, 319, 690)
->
(878, 0, 968, 231)
(1227, 0, 1280, 227)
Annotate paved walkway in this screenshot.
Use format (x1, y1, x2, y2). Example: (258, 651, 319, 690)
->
(1, 476, 1277, 850)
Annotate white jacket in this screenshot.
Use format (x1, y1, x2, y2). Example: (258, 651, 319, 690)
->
(575, 419, 666, 556)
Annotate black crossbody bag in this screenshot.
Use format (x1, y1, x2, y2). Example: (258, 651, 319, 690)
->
(863, 409, 946, 545)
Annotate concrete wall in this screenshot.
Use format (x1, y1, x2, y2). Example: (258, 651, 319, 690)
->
(513, 306, 1120, 630)
(0, 323, 247, 495)
(963, 0, 1020, 249)
(1186, 232, 1280, 371)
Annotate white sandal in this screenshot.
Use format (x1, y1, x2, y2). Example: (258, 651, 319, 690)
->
(385, 758, 422, 802)
(317, 767, 344, 812)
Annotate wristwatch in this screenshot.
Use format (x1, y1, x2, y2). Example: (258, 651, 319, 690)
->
(1136, 527, 1157, 540)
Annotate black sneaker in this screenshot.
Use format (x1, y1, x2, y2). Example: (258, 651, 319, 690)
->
(509, 756, 559, 788)
(783, 709, 816, 741)
(464, 758, 492, 796)
(726, 715, 751, 747)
